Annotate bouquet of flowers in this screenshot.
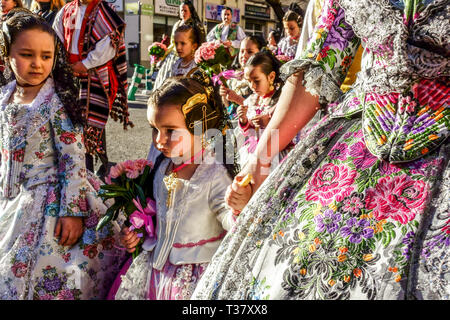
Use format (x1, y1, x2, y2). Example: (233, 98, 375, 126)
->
(194, 41, 234, 88)
(148, 42, 167, 72)
(276, 54, 293, 64)
(96, 159, 156, 259)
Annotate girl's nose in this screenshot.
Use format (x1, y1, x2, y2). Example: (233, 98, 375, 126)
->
(155, 131, 167, 146)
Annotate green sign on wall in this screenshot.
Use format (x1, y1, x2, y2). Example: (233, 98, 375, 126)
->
(125, 2, 154, 15)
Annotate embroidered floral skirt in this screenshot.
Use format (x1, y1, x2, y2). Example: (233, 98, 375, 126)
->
(0, 177, 126, 300)
(113, 249, 208, 300)
(192, 115, 450, 300)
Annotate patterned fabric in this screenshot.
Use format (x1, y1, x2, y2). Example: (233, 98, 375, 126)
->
(62, 0, 131, 156)
(191, 0, 450, 300)
(114, 251, 208, 300)
(0, 79, 126, 299)
(277, 37, 299, 60)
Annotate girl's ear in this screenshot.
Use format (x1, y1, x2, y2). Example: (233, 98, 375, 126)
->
(268, 71, 276, 83)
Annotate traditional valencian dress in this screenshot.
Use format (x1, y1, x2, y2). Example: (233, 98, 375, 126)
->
(113, 149, 235, 300)
(0, 79, 125, 299)
(171, 58, 197, 78)
(277, 35, 300, 60)
(192, 0, 450, 300)
(236, 88, 293, 170)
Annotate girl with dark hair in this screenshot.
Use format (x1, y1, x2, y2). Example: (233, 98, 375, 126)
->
(111, 72, 238, 300)
(0, 12, 125, 299)
(220, 35, 264, 119)
(267, 29, 281, 55)
(153, 0, 206, 90)
(170, 24, 200, 78)
(278, 3, 304, 59)
(235, 50, 292, 170)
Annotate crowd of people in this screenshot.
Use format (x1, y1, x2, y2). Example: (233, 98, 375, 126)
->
(0, 0, 448, 301)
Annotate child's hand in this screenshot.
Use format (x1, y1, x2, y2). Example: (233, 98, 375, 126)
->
(54, 217, 84, 247)
(250, 114, 271, 129)
(120, 227, 140, 253)
(225, 175, 253, 215)
(237, 105, 248, 125)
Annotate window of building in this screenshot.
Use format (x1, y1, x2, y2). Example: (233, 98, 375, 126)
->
(153, 15, 179, 41)
(245, 20, 265, 38)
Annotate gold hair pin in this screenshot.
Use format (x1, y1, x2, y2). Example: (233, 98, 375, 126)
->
(181, 93, 208, 117)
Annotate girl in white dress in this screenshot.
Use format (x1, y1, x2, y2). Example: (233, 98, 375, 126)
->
(111, 72, 239, 300)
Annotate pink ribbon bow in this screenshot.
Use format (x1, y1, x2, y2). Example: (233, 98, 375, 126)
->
(129, 198, 157, 239)
(211, 70, 241, 86)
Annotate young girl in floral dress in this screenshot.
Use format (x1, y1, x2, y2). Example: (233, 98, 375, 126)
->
(220, 35, 264, 120)
(0, 12, 124, 300)
(235, 51, 293, 171)
(110, 72, 239, 300)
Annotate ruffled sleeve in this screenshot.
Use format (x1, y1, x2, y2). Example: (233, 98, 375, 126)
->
(280, 0, 361, 105)
(50, 106, 90, 217)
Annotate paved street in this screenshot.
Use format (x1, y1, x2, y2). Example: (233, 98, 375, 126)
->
(104, 91, 152, 167)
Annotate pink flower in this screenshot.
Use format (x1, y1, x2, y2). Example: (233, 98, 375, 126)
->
(56, 289, 75, 300)
(328, 142, 348, 161)
(365, 174, 429, 224)
(133, 159, 152, 175)
(46, 189, 57, 204)
(195, 41, 219, 64)
(305, 163, 357, 206)
(109, 162, 125, 179)
(349, 141, 378, 170)
(122, 160, 140, 179)
(78, 198, 88, 212)
(11, 262, 28, 278)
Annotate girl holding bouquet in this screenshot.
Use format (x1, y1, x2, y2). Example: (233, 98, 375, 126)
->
(111, 72, 239, 300)
(220, 35, 264, 120)
(153, 0, 205, 91)
(277, 3, 304, 60)
(0, 12, 125, 299)
(235, 50, 293, 171)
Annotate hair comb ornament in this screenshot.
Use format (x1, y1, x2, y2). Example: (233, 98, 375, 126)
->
(181, 93, 208, 117)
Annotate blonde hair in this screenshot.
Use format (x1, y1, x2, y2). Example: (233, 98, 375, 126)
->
(30, 0, 65, 12)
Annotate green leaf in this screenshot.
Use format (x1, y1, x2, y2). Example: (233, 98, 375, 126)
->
(135, 184, 146, 206)
(139, 165, 151, 185)
(96, 215, 112, 231)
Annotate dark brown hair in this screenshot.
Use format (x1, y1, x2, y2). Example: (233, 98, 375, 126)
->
(174, 24, 202, 48)
(282, 3, 304, 26)
(1, 11, 83, 126)
(148, 75, 239, 178)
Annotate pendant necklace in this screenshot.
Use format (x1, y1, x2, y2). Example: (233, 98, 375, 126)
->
(163, 148, 205, 208)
